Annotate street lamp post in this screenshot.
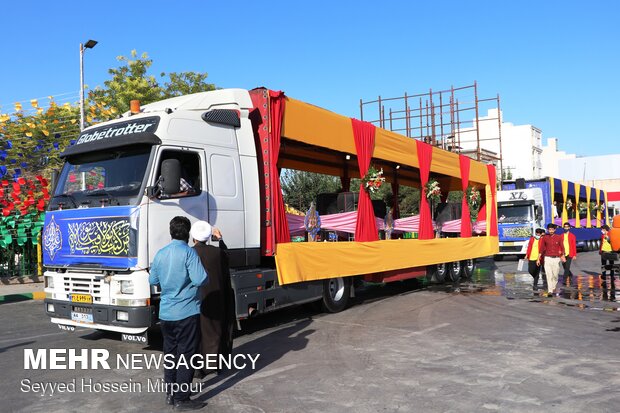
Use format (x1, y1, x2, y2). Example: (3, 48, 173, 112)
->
(79, 39, 98, 131)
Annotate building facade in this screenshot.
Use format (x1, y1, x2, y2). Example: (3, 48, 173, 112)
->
(458, 109, 543, 180)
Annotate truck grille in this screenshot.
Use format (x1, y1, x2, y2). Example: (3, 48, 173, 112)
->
(500, 246, 522, 252)
(63, 275, 104, 303)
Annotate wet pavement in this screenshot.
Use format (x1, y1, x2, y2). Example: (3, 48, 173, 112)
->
(2, 249, 620, 412)
(452, 251, 620, 313)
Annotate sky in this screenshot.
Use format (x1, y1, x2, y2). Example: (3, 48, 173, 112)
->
(1, 0, 618, 157)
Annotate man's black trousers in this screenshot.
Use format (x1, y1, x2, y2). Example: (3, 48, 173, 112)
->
(160, 314, 199, 401)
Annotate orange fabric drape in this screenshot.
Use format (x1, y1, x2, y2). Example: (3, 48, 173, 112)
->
(487, 164, 498, 236)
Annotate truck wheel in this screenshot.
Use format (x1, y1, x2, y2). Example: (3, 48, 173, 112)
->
(322, 277, 351, 313)
(447, 261, 462, 282)
(462, 259, 476, 279)
(493, 255, 504, 261)
(426, 263, 448, 283)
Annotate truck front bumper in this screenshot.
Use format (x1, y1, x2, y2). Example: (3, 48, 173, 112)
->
(498, 241, 528, 254)
(44, 298, 156, 334)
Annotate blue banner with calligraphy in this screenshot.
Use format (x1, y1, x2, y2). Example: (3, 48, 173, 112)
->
(42, 206, 139, 268)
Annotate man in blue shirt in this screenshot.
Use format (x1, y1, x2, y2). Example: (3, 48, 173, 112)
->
(149, 216, 208, 410)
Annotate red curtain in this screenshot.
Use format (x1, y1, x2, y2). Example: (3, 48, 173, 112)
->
(416, 140, 434, 240)
(352, 119, 378, 242)
(269, 90, 290, 245)
(487, 164, 498, 236)
(459, 155, 472, 238)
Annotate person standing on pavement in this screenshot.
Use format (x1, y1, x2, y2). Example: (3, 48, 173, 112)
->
(190, 220, 235, 378)
(600, 224, 615, 281)
(149, 216, 208, 411)
(561, 222, 577, 286)
(537, 223, 566, 297)
(526, 228, 546, 290)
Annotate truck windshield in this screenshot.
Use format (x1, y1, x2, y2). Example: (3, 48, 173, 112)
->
(51, 146, 152, 210)
(498, 205, 532, 224)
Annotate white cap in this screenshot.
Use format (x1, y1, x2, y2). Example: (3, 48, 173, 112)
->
(190, 220, 212, 242)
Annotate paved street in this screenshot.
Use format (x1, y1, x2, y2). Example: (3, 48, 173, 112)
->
(1, 250, 619, 412)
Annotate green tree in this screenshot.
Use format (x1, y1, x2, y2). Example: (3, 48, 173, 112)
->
(89, 50, 164, 116)
(281, 170, 340, 212)
(0, 99, 80, 179)
(161, 72, 216, 99)
(89, 50, 216, 116)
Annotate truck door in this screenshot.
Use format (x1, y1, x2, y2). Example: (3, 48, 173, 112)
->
(146, 146, 208, 260)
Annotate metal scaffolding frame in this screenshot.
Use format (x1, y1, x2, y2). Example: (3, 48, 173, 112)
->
(359, 82, 503, 183)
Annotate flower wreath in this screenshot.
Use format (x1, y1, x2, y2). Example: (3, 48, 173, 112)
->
(565, 198, 573, 210)
(466, 185, 482, 222)
(362, 166, 385, 194)
(592, 203, 605, 214)
(424, 179, 442, 204)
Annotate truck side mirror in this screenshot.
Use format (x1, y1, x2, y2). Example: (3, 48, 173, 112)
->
(160, 159, 181, 195)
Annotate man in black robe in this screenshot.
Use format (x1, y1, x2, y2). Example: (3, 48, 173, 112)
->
(190, 221, 235, 377)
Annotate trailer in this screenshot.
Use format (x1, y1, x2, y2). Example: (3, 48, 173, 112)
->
(42, 88, 499, 340)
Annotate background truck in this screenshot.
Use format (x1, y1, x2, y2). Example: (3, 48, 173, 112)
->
(42, 88, 498, 341)
(495, 177, 608, 259)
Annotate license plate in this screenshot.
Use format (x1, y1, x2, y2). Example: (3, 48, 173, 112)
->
(71, 294, 93, 304)
(503, 242, 515, 246)
(71, 312, 94, 323)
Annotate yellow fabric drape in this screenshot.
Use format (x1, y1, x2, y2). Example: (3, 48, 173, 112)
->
(586, 187, 591, 228)
(486, 183, 492, 237)
(596, 189, 601, 227)
(550, 178, 556, 220)
(574, 183, 581, 228)
(561, 180, 569, 224)
(282, 97, 490, 185)
(275, 237, 499, 285)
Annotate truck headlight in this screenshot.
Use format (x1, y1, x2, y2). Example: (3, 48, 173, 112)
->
(45, 276, 54, 289)
(120, 280, 134, 294)
(117, 310, 129, 321)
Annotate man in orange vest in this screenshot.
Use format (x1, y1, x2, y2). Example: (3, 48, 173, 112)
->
(526, 228, 546, 290)
(561, 222, 577, 286)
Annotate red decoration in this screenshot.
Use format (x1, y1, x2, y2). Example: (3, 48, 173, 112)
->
(1, 180, 8, 187)
(352, 118, 378, 242)
(17, 177, 26, 185)
(459, 155, 472, 238)
(268, 90, 291, 245)
(416, 140, 434, 240)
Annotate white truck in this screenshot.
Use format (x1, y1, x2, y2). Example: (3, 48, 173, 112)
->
(495, 187, 545, 259)
(42, 88, 498, 342)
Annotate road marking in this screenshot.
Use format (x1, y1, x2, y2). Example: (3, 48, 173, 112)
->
(0, 330, 87, 345)
(404, 323, 451, 337)
(314, 318, 450, 337)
